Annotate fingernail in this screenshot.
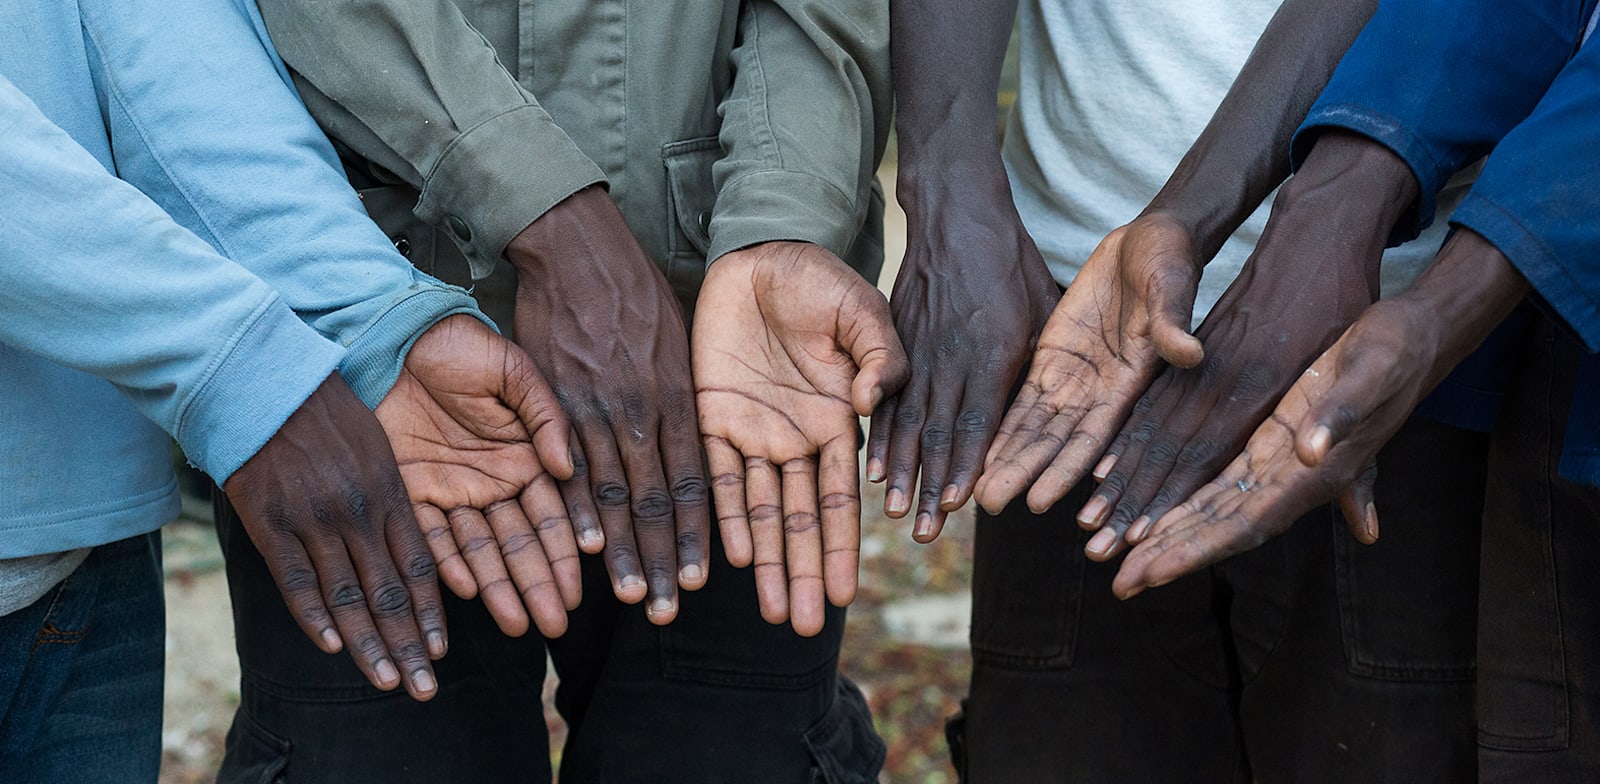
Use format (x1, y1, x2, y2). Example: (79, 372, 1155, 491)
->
(647, 598, 675, 618)
(1127, 515, 1152, 543)
(940, 484, 960, 508)
(1093, 454, 1118, 481)
(886, 488, 908, 516)
(1309, 425, 1332, 457)
(1078, 495, 1109, 528)
(320, 627, 343, 652)
(913, 513, 933, 540)
(620, 575, 646, 592)
(375, 659, 400, 688)
(1086, 527, 1117, 556)
(411, 669, 436, 695)
(866, 458, 885, 483)
(680, 564, 704, 583)
(426, 631, 447, 659)
(1365, 502, 1379, 541)
(579, 529, 603, 550)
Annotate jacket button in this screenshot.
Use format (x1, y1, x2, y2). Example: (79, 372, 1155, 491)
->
(697, 211, 712, 235)
(392, 236, 412, 257)
(446, 215, 473, 242)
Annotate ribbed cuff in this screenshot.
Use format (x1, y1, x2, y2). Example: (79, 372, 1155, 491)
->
(337, 280, 494, 409)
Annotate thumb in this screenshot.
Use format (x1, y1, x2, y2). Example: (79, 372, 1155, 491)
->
(1144, 260, 1203, 369)
(1293, 348, 1388, 468)
(837, 284, 910, 417)
(500, 341, 575, 480)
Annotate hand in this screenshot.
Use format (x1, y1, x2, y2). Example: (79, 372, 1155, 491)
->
(868, 177, 1061, 541)
(1071, 134, 1416, 561)
(375, 315, 575, 638)
(693, 242, 909, 636)
(972, 212, 1203, 515)
(224, 374, 446, 701)
(1113, 229, 1528, 598)
(507, 185, 708, 623)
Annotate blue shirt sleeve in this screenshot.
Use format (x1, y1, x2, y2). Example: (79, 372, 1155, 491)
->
(1290, 0, 1598, 242)
(1450, 37, 1600, 353)
(0, 75, 346, 484)
(77, 0, 492, 409)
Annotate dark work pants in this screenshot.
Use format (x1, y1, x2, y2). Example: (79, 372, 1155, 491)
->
(953, 415, 1488, 783)
(1477, 318, 1600, 782)
(212, 494, 883, 784)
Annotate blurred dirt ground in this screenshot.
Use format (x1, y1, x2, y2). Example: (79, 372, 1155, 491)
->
(158, 166, 979, 784)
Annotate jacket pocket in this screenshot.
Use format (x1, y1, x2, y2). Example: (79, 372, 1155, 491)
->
(804, 678, 887, 784)
(217, 711, 290, 784)
(969, 489, 1090, 669)
(661, 136, 720, 307)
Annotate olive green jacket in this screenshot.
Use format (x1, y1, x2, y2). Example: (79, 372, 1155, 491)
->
(256, 0, 889, 312)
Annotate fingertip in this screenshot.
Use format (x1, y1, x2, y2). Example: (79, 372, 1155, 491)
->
(1298, 424, 1332, 467)
(577, 528, 605, 555)
(865, 457, 885, 484)
(679, 563, 709, 591)
(319, 627, 343, 654)
(615, 574, 648, 605)
(1084, 526, 1119, 561)
(1156, 328, 1204, 369)
(645, 597, 678, 626)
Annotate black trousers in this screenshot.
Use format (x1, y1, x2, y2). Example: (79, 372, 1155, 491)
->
(953, 416, 1488, 783)
(211, 493, 883, 784)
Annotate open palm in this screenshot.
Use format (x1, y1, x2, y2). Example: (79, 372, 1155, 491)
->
(693, 242, 907, 637)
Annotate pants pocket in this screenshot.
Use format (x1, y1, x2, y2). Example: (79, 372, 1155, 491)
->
(804, 678, 887, 784)
(1334, 418, 1484, 681)
(969, 486, 1091, 669)
(218, 710, 290, 784)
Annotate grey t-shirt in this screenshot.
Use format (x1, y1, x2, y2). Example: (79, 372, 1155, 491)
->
(0, 549, 90, 617)
(1004, 0, 1470, 322)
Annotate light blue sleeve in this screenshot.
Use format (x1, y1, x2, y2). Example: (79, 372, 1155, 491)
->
(0, 76, 345, 483)
(75, 0, 492, 409)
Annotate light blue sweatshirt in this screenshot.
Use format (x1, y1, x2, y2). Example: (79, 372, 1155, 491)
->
(0, 0, 486, 559)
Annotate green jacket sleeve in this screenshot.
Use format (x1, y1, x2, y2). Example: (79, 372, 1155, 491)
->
(255, 0, 607, 279)
(708, 0, 891, 264)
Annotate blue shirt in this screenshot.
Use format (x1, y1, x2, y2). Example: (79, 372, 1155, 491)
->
(0, 0, 484, 557)
(1291, 0, 1600, 486)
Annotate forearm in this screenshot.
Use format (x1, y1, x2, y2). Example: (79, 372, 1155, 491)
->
(257, 0, 605, 275)
(710, 0, 891, 263)
(1146, 0, 1377, 261)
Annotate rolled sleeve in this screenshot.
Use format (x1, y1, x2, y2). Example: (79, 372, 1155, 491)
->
(1291, 0, 1597, 242)
(258, 0, 607, 277)
(710, 0, 891, 263)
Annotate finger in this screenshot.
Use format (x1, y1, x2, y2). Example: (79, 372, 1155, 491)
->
(415, 503, 474, 600)
(980, 375, 1045, 476)
(448, 506, 529, 637)
(376, 499, 448, 699)
(911, 385, 962, 543)
(561, 432, 605, 554)
(865, 395, 896, 484)
(661, 404, 711, 592)
(706, 436, 752, 567)
(1075, 414, 1161, 530)
(940, 377, 1008, 516)
(501, 345, 576, 480)
(977, 395, 1087, 514)
(249, 529, 343, 655)
(520, 472, 582, 610)
(1019, 403, 1121, 513)
(883, 374, 932, 520)
(1086, 431, 1190, 562)
(578, 423, 646, 604)
(746, 458, 789, 626)
(819, 437, 862, 609)
(613, 420, 680, 625)
(1338, 462, 1380, 544)
(297, 534, 399, 692)
(485, 498, 567, 638)
(781, 458, 826, 637)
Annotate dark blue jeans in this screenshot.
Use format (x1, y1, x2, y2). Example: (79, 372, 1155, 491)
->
(0, 533, 165, 782)
(950, 416, 1486, 783)
(212, 494, 883, 784)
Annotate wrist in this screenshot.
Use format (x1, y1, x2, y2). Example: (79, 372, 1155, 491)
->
(1404, 229, 1528, 348)
(504, 185, 626, 275)
(1276, 131, 1419, 234)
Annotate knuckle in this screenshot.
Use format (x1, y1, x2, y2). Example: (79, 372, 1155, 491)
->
(1144, 437, 1182, 468)
(955, 408, 992, 434)
(594, 482, 631, 509)
(920, 426, 953, 451)
(402, 552, 437, 582)
(500, 532, 539, 557)
(390, 641, 428, 664)
(277, 564, 320, 595)
(341, 485, 374, 523)
(676, 528, 704, 553)
(353, 632, 387, 660)
(894, 404, 925, 429)
(783, 511, 820, 536)
(325, 581, 366, 610)
(631, 489, 675, 521)
(370, 583, 414, 617)
(670, 475, 709, 505)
